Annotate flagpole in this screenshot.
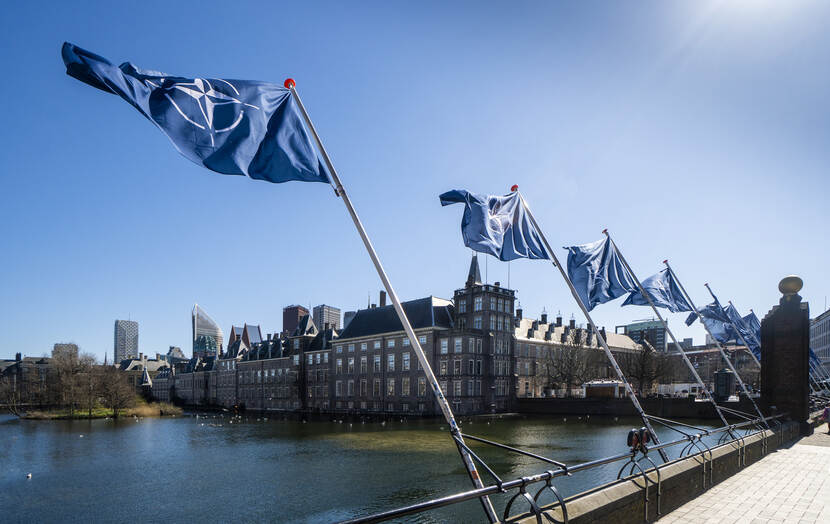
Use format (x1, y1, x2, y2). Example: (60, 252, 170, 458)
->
(517, 190, 669, 462)
(286, 81, 498, 523)
(663, 262, 768, 426)
(604, 233, 732, 429)
(704, 285, 762, 370)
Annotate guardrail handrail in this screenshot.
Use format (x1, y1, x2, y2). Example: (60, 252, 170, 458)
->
(340, 413, 789, 524)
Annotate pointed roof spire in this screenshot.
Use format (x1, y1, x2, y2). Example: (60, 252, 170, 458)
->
(466, 254, 482, 287)
(141, 367, 153, 387)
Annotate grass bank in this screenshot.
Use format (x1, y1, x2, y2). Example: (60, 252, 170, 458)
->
(22, 401, 183, 420)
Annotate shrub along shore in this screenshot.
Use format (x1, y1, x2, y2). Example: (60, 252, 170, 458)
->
(22, 400, 182, 419)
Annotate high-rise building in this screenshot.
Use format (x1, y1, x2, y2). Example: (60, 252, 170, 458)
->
(114, 320, 139, 363)
(811, 308, 830, 373)
(615, 319, 667, 352)
(283, 305, 309, 336)
(192, 304, 224, 359)
(313, 304, 341, 330)
(52, 343, 79, 359)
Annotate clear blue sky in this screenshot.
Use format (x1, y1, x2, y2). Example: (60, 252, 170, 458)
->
(2, 1, 829, 362)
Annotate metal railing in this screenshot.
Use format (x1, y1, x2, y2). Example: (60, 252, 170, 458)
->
(341, 413, 790, 524)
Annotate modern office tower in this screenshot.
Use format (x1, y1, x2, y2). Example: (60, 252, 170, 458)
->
(52, 343, 79, 359)
(192, 304, 224, 359)
(114, 319, 139, 363)
(283, 305, 309, 336)
(811, 308, 830, 373)
(615, 319, 667, 352)
(313, 304, 341, 330)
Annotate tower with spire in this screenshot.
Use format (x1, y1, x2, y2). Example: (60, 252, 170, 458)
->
(448, 253, 517, 414)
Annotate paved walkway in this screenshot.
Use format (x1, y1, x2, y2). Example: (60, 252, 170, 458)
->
(657, 423, 830, 524)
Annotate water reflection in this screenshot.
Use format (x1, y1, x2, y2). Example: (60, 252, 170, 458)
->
(0, 414, 717, 523)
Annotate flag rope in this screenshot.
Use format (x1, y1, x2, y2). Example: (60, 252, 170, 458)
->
(287, 83, 499, 523)
(605, 232, 733, 431)
(663, 262, 768, 427)
(517, 191, 670, 463)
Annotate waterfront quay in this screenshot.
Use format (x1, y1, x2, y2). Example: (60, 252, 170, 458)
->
(658, 422, 830, 524)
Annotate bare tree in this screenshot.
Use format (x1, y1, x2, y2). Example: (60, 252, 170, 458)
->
(76, 353, 100, 418)
(0, 375, 23, 416)
(99, 367, 135, 418)
(620, 340, 675, 396)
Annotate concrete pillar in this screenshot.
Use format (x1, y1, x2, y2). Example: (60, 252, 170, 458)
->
(761, 275, 812, 435)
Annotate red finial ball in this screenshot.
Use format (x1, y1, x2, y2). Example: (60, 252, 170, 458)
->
(284, 78, 296, 89)
(663, 259, 668, 265)
(511, 185, 519, 192)
(602, 228, 608, 235)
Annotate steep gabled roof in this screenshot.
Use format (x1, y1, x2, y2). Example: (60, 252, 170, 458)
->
(292, 315, 318, 337)
(337, 297, 454, 340)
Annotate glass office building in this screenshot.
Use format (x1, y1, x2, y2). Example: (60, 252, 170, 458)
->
(193, 304, 224, 359)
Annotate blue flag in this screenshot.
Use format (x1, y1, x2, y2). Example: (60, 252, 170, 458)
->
(439, 190, 549, 261)
(62, 43, 330, 185)
(565, 236, 637, 311)
(685, 301, 730, 326)
(742, 312, 761, 342)
(724, 303, 760, 357)
(622, 268, 693, 313)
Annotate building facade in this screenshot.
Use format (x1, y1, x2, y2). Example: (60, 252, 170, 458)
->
(313, 304, 341, 330)
(114, 320, 139, 363)
(616, 319, 667, 352)
(52, 343, 79, 359)
(151, 255, 640, 416)
(192, 305, 224, 359)
(810, 308, 830, 373)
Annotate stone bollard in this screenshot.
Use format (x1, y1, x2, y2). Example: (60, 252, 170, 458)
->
(761, 276, 812, 436)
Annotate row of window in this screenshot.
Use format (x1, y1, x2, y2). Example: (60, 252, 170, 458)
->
(459, 296, 513, 314)
(334, 377, 428, 398)
(335, 335, 428, 354)
(334, 352, 419, 374)
(438, 359, 484, 376)
(334, 401, 427, 412)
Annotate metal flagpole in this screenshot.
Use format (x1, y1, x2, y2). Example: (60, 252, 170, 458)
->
(518, 191, 670, 462)
(286, 82, 499, 523)
(605, 233, 732, 429)
(663, 262, 768, 426)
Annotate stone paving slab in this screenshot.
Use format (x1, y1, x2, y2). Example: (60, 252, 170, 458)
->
(657, 423, 830, 524)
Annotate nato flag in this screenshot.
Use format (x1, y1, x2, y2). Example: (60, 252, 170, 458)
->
(565, 236, 637, 311)
(622, 268, 693, 313)
(439, 190, 549, 261)
(62, 43, 330, 185)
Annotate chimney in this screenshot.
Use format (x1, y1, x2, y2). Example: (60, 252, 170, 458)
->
(569, 318, 576, 329)
(324, 322, 330, 331)
(600, 327, 607, 341)
(379, 290, 387, 307)
(516, 308, 523, 320)
(494, 281, 500, 288)
(139, 352, 143, 361)
(541, 312, 548, 324)
(15, 352, 21, 361)
(560, 332, 568, 343)
(555, 314, 562, 327)
(371, 303, 376, 309)
(267, 333, 272, 341)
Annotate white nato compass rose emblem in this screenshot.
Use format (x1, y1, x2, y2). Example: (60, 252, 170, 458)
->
(156, 78, 260, 146)
(487, 200, 512, 236)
